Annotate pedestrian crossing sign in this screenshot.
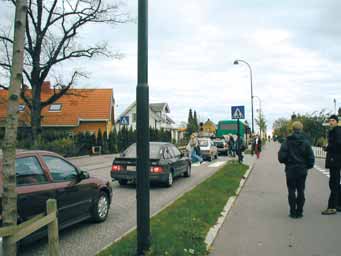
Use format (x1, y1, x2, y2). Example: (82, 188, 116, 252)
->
(120, 116, 129, 125)
(231, 106, 245, 119)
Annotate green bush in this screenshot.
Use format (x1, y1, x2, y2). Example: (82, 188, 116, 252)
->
(37, 138, 78, 157)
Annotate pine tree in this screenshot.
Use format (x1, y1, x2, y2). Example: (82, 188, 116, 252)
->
(103, 130, 109, 154)
(186, 109, 194, 138)
(193, 110, 199, 132)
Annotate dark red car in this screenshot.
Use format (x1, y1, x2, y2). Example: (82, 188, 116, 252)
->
(0, 150, 112, 244)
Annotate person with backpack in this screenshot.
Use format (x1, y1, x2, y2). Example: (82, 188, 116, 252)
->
(278, 121, 315, 218)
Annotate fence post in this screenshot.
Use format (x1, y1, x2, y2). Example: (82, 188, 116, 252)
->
(47, 199, 59, 256)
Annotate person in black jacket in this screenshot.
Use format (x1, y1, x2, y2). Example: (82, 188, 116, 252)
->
(321, 115, 341, 215)
(278, 121, 315, 218)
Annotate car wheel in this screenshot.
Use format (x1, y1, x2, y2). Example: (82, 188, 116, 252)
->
(184, 165, 191, 177)
(91, 191, 110, 222)
(165, 172, 174, 187)
(118, 179, 128, 186)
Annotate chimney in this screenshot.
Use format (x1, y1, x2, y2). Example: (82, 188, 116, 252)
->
(41, 81, 51, 93)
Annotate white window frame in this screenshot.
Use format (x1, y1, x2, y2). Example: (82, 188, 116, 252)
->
(49, 103, 62, 112)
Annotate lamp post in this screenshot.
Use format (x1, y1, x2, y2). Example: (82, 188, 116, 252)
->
(254, 95, 262, 139)
(136, 0, 150, 255)
(233, 59, 254, 134)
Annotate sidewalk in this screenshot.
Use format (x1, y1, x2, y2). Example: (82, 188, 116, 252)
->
(210, 142, 341, 256)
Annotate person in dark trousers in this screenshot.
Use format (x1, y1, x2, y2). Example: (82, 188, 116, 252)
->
(321, 115, 341, 215)
(255, 135, 262, 159)
(278, 121, 315, 218)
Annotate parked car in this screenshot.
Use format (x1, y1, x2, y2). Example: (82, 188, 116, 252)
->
(198, 138, 218, 161)
(213, 138, 228, 156)
(111, 142, 191, 187)
(0, 150, 112, 245)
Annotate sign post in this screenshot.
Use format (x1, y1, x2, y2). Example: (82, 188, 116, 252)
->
(231, 106, 245, 163)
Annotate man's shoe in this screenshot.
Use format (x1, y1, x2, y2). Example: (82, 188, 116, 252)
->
(296, 213, 303, 218)
(289, 212, 296, 218)
(321, 208, 337, 215)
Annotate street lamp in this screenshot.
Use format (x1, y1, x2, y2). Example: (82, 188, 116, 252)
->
(233, 59, 254, 134)
(254, 95, 262, 139)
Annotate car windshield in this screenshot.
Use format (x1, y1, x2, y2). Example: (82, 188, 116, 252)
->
(215, 141, 224, 146)
(122, 143, 162, 159)
(199, 139, 209, 147)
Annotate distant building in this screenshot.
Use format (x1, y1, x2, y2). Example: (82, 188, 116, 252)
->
(0, 81, 115, 135)
(202, 119, 217, 134)
(116, 101, 179, 142)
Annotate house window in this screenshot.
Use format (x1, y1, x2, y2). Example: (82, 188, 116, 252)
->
(49, 104, 62, 112)
(132, 113, 137, 123)
(18, 104, 25, 112)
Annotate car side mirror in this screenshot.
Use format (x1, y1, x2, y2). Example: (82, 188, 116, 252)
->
(79, 170, 90, 180)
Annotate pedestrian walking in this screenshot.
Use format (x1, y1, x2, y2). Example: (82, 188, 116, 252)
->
(321, 115, 341, 215)
(255, 135, 262, 159)
(228, 135, 235, 157)
(186, 134, 203, 164)
(236, 137, 245, 163)
(278, 121, 315, 218)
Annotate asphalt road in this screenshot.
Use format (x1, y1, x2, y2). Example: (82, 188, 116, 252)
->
(20, 154, 231, 256)
(210, 142, 341, 256)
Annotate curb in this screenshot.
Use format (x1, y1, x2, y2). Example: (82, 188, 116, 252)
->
(204, 160, 255, 251)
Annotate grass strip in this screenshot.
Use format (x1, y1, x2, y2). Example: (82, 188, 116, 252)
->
(98, 160, 248, 256)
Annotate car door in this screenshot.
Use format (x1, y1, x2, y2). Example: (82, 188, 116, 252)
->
(42, 155, 94, 226)
(169, 145, 187, 174)
(16, 156, 55, 222)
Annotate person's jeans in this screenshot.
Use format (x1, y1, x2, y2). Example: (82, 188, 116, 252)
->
(328, 167, 341, 209)
(286, 174, 307, 215)
(191, 150, 203, 163)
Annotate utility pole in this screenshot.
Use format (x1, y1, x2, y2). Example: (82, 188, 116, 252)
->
(136, 0, 150, 255)
(1, 1, 27, 255)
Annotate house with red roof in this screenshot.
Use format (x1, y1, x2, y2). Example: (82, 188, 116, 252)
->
(0, 82, 115, 135)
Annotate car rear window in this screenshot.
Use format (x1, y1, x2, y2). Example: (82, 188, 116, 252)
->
(198, 139, 209, 147)
(122, 143, 162, 159)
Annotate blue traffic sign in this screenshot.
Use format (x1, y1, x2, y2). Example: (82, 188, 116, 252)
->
(231, 106, 245, 119)
(120, 116, 129, 125)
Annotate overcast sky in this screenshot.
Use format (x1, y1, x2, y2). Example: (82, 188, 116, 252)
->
(1, 0, 341, 133)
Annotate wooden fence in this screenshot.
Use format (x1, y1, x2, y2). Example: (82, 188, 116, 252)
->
(0, 199, 59, 256)
(312, 146, 327, 159)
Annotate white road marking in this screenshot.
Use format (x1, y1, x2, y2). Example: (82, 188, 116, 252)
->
(314, 165, 341, 184)
(208, 161, 226, 168)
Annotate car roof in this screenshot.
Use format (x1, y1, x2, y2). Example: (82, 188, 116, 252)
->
(0, 149, 60, 160)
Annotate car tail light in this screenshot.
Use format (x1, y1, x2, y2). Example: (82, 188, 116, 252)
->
(150, 166, 164, 173)
(112, 164, 124, 172)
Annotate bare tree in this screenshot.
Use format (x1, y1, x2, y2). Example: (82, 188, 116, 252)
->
(1, 0, 27, 254)
(0, 0, 129, 142)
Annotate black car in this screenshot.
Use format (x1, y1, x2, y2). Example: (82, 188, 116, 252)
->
(111, 142, 191, 187)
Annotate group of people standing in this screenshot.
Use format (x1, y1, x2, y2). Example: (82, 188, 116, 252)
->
(278, 115, 341, 218)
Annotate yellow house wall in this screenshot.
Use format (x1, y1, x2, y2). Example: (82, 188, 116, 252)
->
(203, 123, 216, 133)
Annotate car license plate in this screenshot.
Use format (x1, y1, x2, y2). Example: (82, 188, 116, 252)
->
(126, 166, 136, 171)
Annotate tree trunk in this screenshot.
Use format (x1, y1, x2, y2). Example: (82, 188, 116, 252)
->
(1, 1, 27, 255)
(31, 86, 42, 145)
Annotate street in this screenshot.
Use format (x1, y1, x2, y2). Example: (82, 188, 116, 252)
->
(210, 142, 341, 256)
(20, 155, 230, 256)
